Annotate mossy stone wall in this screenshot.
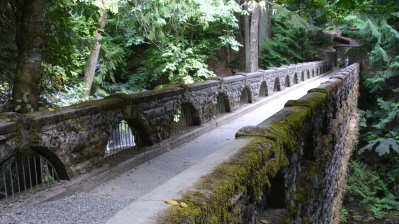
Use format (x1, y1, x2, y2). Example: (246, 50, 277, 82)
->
(157, 63, 358, 224)
(0, 61, 331, 179)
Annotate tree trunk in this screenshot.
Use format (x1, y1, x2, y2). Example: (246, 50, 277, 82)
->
(11, 0, 49, 113)
(258, 0, 271, 50)
(244, 3, 251, 72)
(82, 8, 108, 99)
(249, 3, 260, 72)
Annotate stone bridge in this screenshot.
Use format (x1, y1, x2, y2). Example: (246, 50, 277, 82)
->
(0, 61, 331, 179)
(108, 63, 359, 224)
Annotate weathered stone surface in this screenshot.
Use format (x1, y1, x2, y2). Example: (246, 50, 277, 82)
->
(0, 61, 331, 179)
(156, 63, 358, 224)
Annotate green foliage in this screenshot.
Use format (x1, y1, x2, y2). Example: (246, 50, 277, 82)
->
(358, 134, 399, 156)
(0, 0, 18, 112)
(344, 11, 399, 145)
(346, 161, 399, 217)
(340, 208, 348, 222)
(120, 0, 242, 91)
(259, 4, 331, 68)
(283, 0, 333, 26)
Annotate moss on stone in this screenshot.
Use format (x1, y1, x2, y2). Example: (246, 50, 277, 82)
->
(157, 137, 281, 223)
(284, 92, 327, 110)
(158, 105, 321, 223)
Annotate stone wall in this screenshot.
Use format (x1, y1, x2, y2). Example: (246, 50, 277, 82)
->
(157, 63, 359, 224)
(0, 61, 331, 179)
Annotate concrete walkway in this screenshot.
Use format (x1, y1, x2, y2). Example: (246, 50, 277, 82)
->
(0, 69, 343, 224)
(103, 69, 341, 223)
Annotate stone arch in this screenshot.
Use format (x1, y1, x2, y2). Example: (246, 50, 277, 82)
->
(301, 71, 305, 81)
(285, 75, 290, 87)
(180, 102, 201, 126)
(0, 150, 68, 199)
(170, 102, 201, 136)
(214, 92, 231, 114)
(31, 146, 70, 180)
(294, 73, 299, 84)
(274, 77, 281, 92)
(259, 81, 268, 97)
(307, 70, 310, 79)
(240, 86, 252, 104)
(107, 120, 136, 156)
(105, 118, 152, 157)
(124, 118, 152, 146)
(267, 170, 286, 208)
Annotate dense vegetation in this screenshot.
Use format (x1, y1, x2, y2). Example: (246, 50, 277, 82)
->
(329, 0, 399, 222)
(1, 0, 399, 222)
(0, 0, 331, 112)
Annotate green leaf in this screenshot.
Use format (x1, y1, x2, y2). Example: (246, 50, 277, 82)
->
(23, 93, 29, 103)
(15, 105, 21, 111)
(359, 137, 399, 156)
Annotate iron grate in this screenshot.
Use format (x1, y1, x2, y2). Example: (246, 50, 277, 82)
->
(105, 120, 140, 158)
(0, 153, 59, 201)
(171, 106, 192, 135)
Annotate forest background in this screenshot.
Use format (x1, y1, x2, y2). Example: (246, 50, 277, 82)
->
(0, 0, 399, 222)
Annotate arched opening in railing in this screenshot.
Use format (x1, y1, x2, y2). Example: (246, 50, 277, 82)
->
(294, 73, 299, 84)
(285, 75, 290, 87)
(171, 103, 200, 135)
(301, 71, 305, 81)
(266, 170, 286, 208)
(105, 120, 141, 157)
(0, 152, 60, 200)
(274, 78, 281, 92)
(259, 81, 268, 97)
(307, 70, 310, 79)
(213, 93, 230, 114)
(240, 86, 252, 105)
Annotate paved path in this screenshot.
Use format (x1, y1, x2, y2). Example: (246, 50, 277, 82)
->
(0, 69, 342, 224)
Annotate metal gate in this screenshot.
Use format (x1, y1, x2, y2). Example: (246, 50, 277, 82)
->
(0, 153, 59, 200)
(171, 106, 192, 135)
(105, 120, 140, 158)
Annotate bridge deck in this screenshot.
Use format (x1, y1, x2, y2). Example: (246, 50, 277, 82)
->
(0, 69, 343, 224)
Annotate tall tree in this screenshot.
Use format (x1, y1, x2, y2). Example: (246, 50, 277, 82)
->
(258, 0, 271, 50)
(249, 3, 260, 72)
(244, 1, 251, 72)
(245, 1, 260, 72)
(11, 0, 50, 113)
(82, 8, 108, 99)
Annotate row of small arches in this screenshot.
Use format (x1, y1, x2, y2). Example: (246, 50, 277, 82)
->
(106, 70, 320, 158)
(0, 67, 324, 200)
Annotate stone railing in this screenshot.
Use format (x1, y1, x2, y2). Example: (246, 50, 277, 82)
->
(0, 61, 332, 179)
(155, 63, 359, 223)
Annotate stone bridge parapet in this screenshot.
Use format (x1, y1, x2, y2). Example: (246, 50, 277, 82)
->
(0, 61, 332, 178)
(154, 63, 359, 224)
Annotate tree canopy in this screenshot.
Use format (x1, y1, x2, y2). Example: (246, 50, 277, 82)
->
(1, 0, 399, 220)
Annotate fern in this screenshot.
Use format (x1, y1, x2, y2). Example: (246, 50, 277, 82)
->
(346, 161, 399, 217)
(370, 45, 389, 68)
(359, 19, 382, 44)
(259, 4, 329, 68)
